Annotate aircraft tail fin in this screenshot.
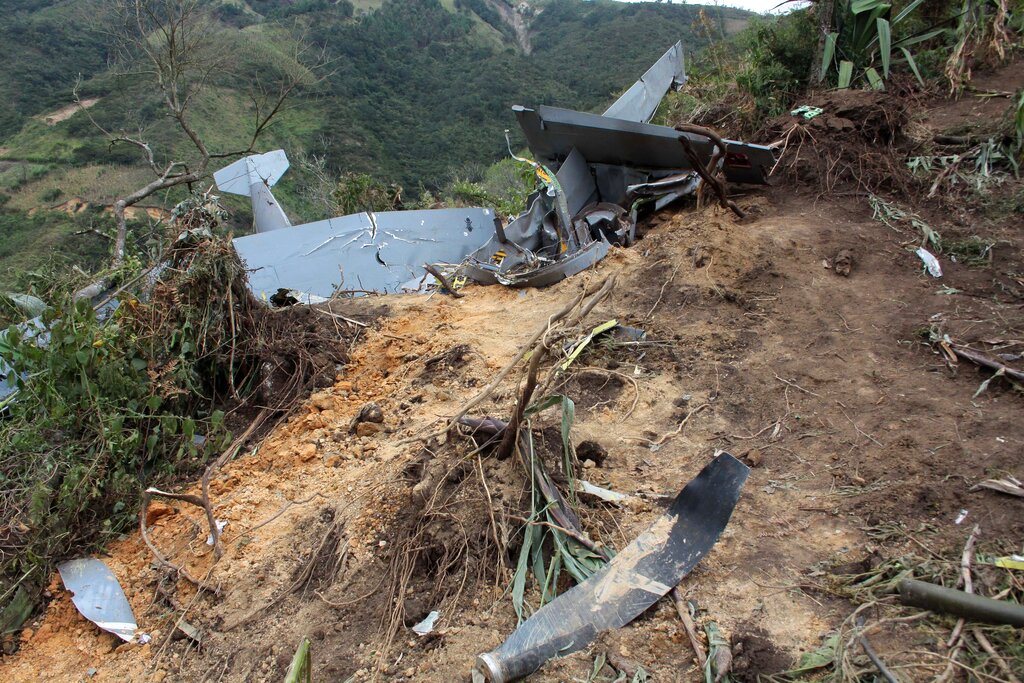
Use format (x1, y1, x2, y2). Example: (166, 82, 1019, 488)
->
(213, 150, 290, 196)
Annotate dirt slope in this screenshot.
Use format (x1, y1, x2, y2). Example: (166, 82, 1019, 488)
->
(2, 91, 1023, 682)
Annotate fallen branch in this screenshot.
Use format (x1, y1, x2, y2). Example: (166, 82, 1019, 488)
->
(313, 309, 369, 328)
(855, 617, 899, 683)
(950, 344, 1024, 383)
(139, 490, 222, 595)
(671, 588, 707, 669)
(400, 279, 606, 446)
(946, 525, 981, 650)
(496, 276, 617, 459)
(72, 228, 113, 241)
(423, 264, 465, 298)
(675, 124, 746, 219)
(623, 402, 710, 448)
(146, 478, 223, 561)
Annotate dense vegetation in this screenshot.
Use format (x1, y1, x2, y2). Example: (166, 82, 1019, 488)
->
(0, 0, 112, 138)
(0, 0, 748, 186)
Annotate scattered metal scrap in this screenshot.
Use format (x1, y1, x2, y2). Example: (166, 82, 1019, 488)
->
(57, 558, 138, 642)
(217, 43, 774, 298)
(474, 452, 749, 683)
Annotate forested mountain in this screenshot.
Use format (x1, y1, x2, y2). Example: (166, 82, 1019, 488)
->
(0, 0, 750, 280)
(1, 0, 750, 190)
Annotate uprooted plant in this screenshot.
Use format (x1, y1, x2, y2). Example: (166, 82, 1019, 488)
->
(366, 278, 623, 673)
(0, 193, 351, 644)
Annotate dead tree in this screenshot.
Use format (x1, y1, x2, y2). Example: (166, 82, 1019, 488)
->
(76, 0, 327, 266)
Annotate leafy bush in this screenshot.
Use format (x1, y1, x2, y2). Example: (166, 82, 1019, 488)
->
(435, 157, 535, 217)
(0, 197, 293, 634)
(0, 277, 231, 631)
(332, 172, 403, 215)
(39, 187, 62, 203)
(736, 11, 816, 118)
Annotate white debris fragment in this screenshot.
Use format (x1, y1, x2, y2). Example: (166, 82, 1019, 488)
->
(412, 610, 440, 636)
(955, 509, 968, 525)
(916, 248, 942, 277)
(206, 519, 228, 545)
(576, 480, 630, 503)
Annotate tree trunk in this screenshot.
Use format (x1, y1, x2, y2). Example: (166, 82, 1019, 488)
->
(112, 199, 128, 267)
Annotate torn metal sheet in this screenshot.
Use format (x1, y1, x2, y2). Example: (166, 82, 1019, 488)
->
(603, 41, 686, 124)
(232, 207, 494, 298)
(58, 558, 138, 642)
(915, 247, 942, 277)
(475, 452, 749, 683)
(557, 147, 599, 216)
(412, 610, 440, 636)
(462, 151, 608, 288)
(627, 171, 701, 211)
(575, 203, 634, 246)
(514, 105, 776, 186)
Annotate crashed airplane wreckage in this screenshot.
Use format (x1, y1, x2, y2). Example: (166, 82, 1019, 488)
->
(219, 42, 776, 298)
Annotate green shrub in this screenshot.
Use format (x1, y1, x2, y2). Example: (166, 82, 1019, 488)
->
(736, 11, 816, 118)
(0, 287, 231, 628)
(39, 187, 62, 203)
(332, 172, 403, 215)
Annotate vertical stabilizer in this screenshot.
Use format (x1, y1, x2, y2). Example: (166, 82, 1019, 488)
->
(603, 41, 686, 124)
(213, 150, 292, 233)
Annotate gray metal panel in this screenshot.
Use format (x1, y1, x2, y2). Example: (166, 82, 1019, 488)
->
(555, 147, 598, 216)
(603, 41, 686, 124)
(233, 207, 494, 297)
(515, 105, 776, 185)
(58, 558, 138, 642)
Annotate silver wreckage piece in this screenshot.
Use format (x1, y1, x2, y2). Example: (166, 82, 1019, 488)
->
(58, 558, 138, 642)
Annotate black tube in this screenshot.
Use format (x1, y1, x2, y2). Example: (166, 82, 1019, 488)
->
(898, 579, 1024, 627)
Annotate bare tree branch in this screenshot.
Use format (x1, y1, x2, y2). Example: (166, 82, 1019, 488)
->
(82, 0, 329, 265)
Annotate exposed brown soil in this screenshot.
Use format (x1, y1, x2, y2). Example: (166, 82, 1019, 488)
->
(2, 78, 1022, 682)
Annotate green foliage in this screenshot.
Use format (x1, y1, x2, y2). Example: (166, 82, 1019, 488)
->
(0, 195, 303, 630)
(944, 236, 996, 266)
(820, 0, 945, 90)
(283, 638, 312, 683)
(1, 0, 747, 218)
(331, 172, 403, 215)
(0, 210, 112, 289)
(735, 11, 817, 118)
(0, 0, 113, 139)
(39, 188, 62, 203)
(431, 157, 535, 216)
(512, 395, 606, 622)
(945, 0, 1019, 93)
(0, 276, 231, 622)
(455, 0, 512, 39)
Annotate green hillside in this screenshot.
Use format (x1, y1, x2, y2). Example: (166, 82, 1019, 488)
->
(0, 0, 751, 283)
(1, 0, 751, 191)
